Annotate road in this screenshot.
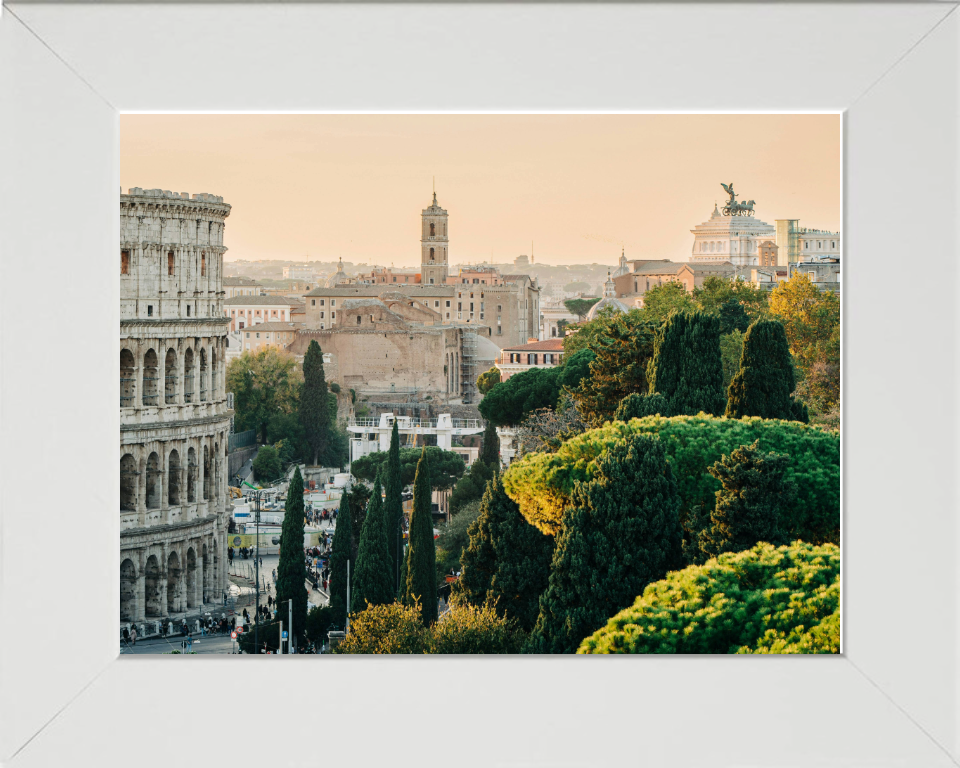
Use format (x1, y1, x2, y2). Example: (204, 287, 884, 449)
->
(121, 633, 239, 655)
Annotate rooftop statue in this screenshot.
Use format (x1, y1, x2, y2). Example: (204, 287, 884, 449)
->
(720, 182, 755, 217)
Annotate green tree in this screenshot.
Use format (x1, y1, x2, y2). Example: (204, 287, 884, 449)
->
(613, 392, 670, 421)
(479, 419, 500, 469)
(648, 311, 725, 417)
(637, 281, 695, 325)
(351, 475, 394, 612)
(569, 312, 658, 426)
(454, 475, 554, 632)
(556, 348, 595, 390)
(476, 367, 501, 395)
(561, 304, 627, 356)
(429, 603, 525, 654)
(383, 421, 404, 594)
(350, 446, 466, 492)
(579, 541, 840, 654)
(274, 465, 308, 647)
(769, 273, 840, 378)
(327, 492, 353, 628)
(478, 367, 561, 427)
(695, 441, 795, 562)
(251, 445, 281, 482)
(333, 601, 429, 654)
(346, 483, 372, 561)
(299, 340, 332, 466)
(527, 433, 682, 654)
(501, 414, 839, 548)
(564, 297, 601, 320)
(693, 275, 769, 321)
(304, 605, 335, 647)
(434, 499, 483, 580)
(403, 447, 438, 624)
(719, 330, 745, 390)
(227, 348, 302, 444)
(718, 298, 751, 335)
(725, 319, 808, 422)
(449, 458, 493, 516)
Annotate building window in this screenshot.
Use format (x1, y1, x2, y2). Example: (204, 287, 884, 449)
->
(434, 301, 440, 308)
(121, 250, 130, 274)
(529, 354, 538, 365)
(256, 332, 260, 338)
(147, 305, 153, 317)
(430, 222, 435, 236)
(496, 326, 502, 335)
(357, 315, 362, 325)
(187, 305, 191, 317)
(393, 276, 397, 283)
(430, 248, 435, 261)
(446, 312, 450, 319)
(332, 312, 336, 320)
(331, 300, 336, 307)
(457, 303, 462, 311)
(446, 300, 451, 307)
(497, 305, 502, 312)
(201, 252, 206, 276)
(167, 252, 175, 275)
(430, 278, 434, 284)
(470, 303, 474, 312)
(320, 299, 325, 306)
(311, 299, 316, 306)
(831, 241, 836, 249)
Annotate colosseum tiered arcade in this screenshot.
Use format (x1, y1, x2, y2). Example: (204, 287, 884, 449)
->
(119, 188, 232, 625)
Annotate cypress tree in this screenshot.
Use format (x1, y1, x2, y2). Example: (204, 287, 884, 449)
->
(300, 340, 332, 466)
(403, 447, 438, 624)
(328, 492, 353, 628)
(351, 475, 394, 612)
(479, 419, 500, 470)
(455, 475, 554, 632)
(648, 311, 726, 417)
(725, 319, 808, 422)
(275, 465, 309, 648)
(697, 440, 796, 561)
(614, 392, 671, 421)
(383, 419, 404, 594)
(718, 298, 751, 335)
(527, 433, 682, 654)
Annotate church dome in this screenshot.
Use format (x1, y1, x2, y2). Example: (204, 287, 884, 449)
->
(612, 247, 630, 278)
(585, 296, 629, 321)
(326, 257, 349, 288)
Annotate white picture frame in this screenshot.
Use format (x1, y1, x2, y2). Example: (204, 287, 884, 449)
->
(1, 3, 957, 766)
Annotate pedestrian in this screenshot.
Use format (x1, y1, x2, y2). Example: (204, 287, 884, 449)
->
(130, 626, 137, 646)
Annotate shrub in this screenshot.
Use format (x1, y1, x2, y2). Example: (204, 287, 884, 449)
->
(251, 445, 281, 482)
(430, 603, 525, 654)
(333, 602, 428, 654)
(330, 382, 341, 394)
(501, 415, 839, 546)
(479, 367, 562, 427)
(578, 541, 840, 654)
(614, 392, 670, 421)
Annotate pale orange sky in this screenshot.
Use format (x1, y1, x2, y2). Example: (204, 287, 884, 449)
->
(120, 114, 841, 267)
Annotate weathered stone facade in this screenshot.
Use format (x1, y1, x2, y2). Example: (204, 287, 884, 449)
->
(120, 188, 232, 625)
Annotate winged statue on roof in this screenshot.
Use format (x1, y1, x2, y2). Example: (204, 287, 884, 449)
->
(720, 182, 755, 217)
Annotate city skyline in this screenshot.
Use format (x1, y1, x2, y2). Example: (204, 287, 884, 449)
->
(120, 114, 841, 267)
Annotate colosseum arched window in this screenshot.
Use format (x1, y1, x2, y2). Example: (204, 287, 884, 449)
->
(184, 348, 195, 403)
(164, 349, 178, 404)
(146, 451, 161, 509)
(203, 445, 211, 501)
(120, 453, 137, 510)
(199, 348, 208, 402)
(120, 349, 135, 407)
(168, 449, 182, 506)
(142, 349, 159, 406)
(187, 447, 197, 503)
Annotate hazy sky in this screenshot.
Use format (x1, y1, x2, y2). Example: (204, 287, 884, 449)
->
(120, 114, 841, 267)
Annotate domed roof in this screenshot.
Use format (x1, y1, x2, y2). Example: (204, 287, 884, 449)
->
(326, 257, 349, 287)
(585, 296, 629, 321)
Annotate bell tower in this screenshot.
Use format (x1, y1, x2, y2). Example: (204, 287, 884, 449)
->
(421, 187, 449, 285)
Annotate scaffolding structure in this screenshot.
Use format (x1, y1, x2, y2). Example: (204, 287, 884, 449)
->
(460, 329, 477, 404)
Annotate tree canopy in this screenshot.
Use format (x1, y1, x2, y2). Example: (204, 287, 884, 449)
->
(563, 297, 601, 320)
(648, 310, 726, 417)
(476, 367, 502, 395)
(478, 367, 562, 427)
(350, 445, 466, 492)
(636, 281, 695, 325)
(579, 541, 840, 654)
(227, 348, 302, 444)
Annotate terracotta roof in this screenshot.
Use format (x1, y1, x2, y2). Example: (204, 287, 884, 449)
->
(224, 295, 300, 306)
(501, 338, 565, 352)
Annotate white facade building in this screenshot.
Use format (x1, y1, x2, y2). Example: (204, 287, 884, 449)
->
(690, 203, 777, 266)
(346, 412, 483, 465)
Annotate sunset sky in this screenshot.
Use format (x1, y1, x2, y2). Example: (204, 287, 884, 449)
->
(120, 114, 841, 267)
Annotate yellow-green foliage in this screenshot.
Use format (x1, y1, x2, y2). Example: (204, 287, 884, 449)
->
(333, 601, 522, 654)
(578, 541, 839, 654)
(501, 415, 839, 541)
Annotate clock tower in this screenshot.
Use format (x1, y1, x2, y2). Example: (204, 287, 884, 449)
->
(421, 190, 449, 285)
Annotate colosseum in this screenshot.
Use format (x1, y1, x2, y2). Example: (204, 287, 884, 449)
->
(119, 188, 232, 626)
